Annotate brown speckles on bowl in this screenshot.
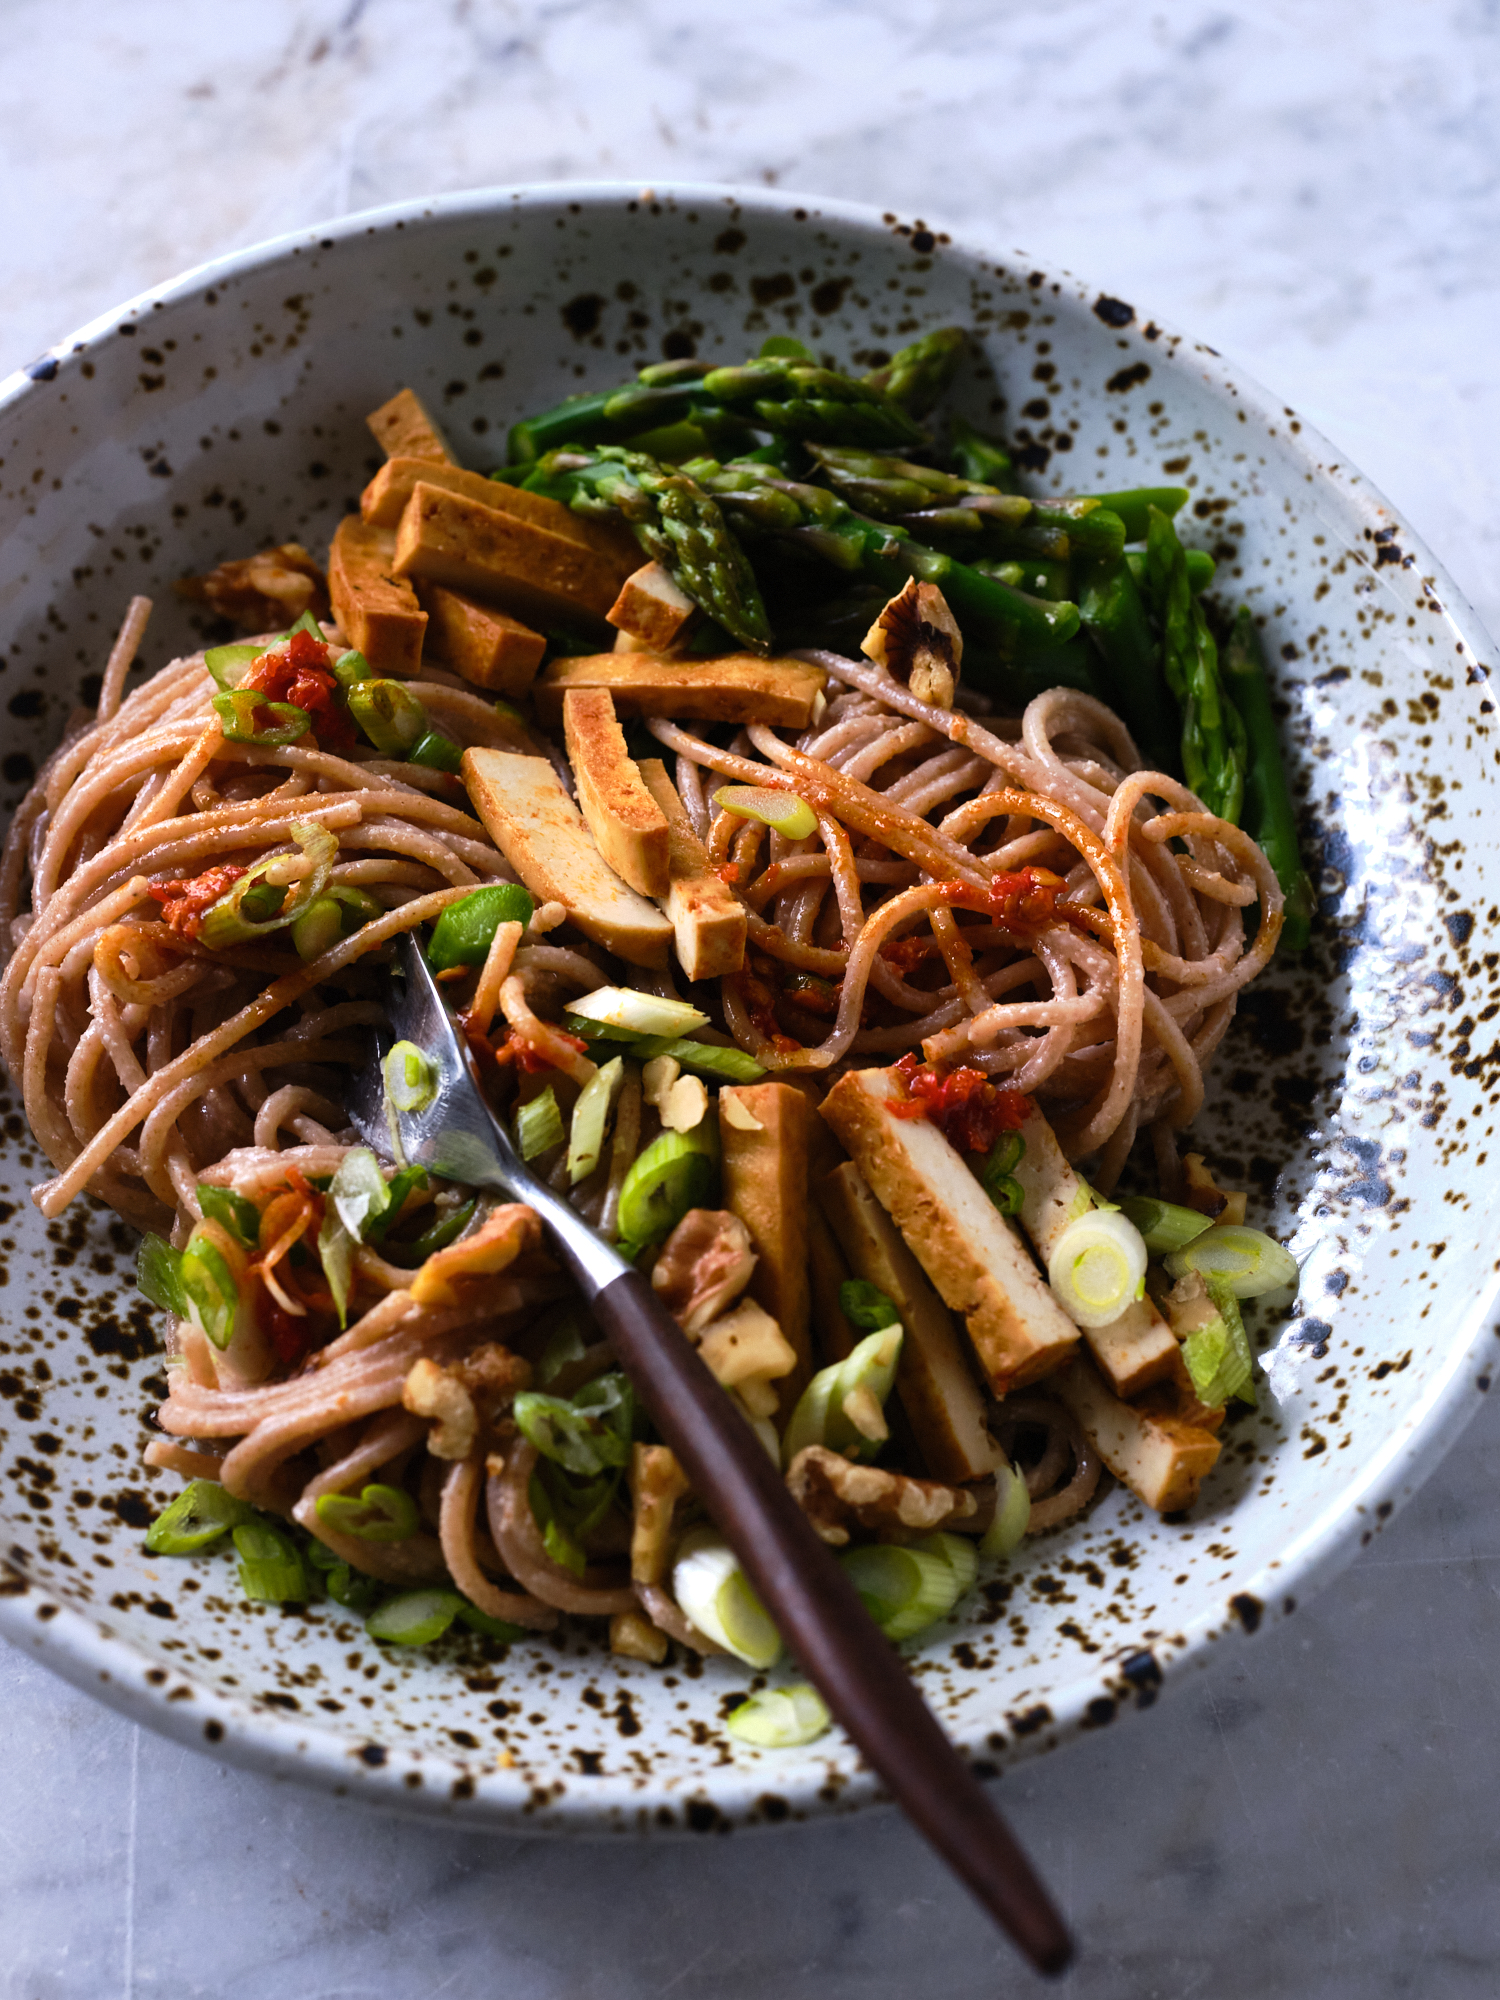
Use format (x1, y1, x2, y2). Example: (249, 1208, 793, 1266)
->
(0, 184, 1497, 1834)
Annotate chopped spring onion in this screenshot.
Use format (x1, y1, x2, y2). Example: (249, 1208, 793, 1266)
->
(203, 640, 265, 690)
(346, 677, 428, 756)
(233, 1520, 308, 1603)
(712, 784, 818, 841)
(328, 883, 384, 931)
(382, 1196, 476, 1268)
(456, 1603, 528, 1642)
(514, 1373, 634, 1479)
(327, 1146, 393, 1241)
(145, 1479, 254, 1555)
(614, 1121, 720, 1258)
(365, 1588, 463, 1645)
(838, 1279, 900, 1332)
(1118, 1195, 1213, 1255)
(781, 1324, 903, 1467)
(212, 689, 312, 746)
(426, 882, 536, 971)
(566, 985, 709, 1039)
(568, 1056, 625, 1185)
(1181, 1276, 1257, 1407)
(1164, 1224, 1299, 1299)
(197, 822, 338, 951)
(672, 1527, 783, 1669)
(514, 1083, 565, 1161)
(726, 1683, 832, 1749)
(978, 1131, 1026, 1217)
(181, 1229, 240, 1350)
(979, 1461, 1032, 1557)
(1047, 1210, 1148, 1329)
(136, 1233, 187, 1317)
(325, 1562, 382, 1613)
(384, 1040, 437, 1114)
(839, 1532, 975, 1640)
(315, 1482, 420, 1543)
(290, 896, 344, 962)
(196, 1184, 259, 1249)
(331, 647, 373, 687)
(408, 729, 465, 773)
(361, 1164, 428, 1244)
(623, 1035, 765, 1083)
(535, 1311, 589, 1387)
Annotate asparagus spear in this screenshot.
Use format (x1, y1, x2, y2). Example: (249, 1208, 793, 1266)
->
(1222, 608, 1315, 950)
(526, 448, 773, 655)
(1142, 507, 1246, 824)
(690, 456, 1085, 668)
(1065, 487, 1189, 543)
(948, 415, 1021, 494)
(862, 327, 968, 418)
(1072, 546, 1181, 778)
(1128, 546, 1216, 595)
(698, 360, 927, 449)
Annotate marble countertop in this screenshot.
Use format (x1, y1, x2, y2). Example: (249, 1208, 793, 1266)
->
(4, 4, 1500, 1993)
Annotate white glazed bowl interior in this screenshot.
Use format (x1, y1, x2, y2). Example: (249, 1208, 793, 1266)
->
(0, 184, 1494, 1833)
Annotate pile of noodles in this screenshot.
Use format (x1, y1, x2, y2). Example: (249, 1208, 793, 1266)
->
(0, 602, 1281, 1620)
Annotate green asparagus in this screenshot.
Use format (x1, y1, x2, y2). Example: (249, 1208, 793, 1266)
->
(699, 359, 927, 449)
(1143, 507, 1247, 823)
(1066, 486, 1189, 543)
(1073, 539, 1181, 776)
(1222, 608, 1315, 950)
(524, 448, 773, 655)
(948, 415, 1021, 493)
(862, 327, 968, 417)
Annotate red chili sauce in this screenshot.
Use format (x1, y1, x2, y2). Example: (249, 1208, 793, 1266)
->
(241, 629, 355, 754)
(891, 1051, 1030, 1154)
(149, 862, 247, 940)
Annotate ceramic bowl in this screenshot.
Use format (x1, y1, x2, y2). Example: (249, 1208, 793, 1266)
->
(0, 184, 1494, 1834)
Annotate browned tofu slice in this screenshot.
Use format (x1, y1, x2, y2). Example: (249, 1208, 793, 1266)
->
(561, 689, 670, 900)
(719, 1083, 811, 1416)
(1009, 1104, 1179, 1398)
(392, 484, 623, 627)
(362, 458, 637, 574)
(1054, 1354, 1222, 1512)
(607, 562, 699, 651)
(462, 748, 672, 970)
(418, 583, 546, 697)
(533, 651, 826, 730)
(327, 517, 427, 675)
(636, 759, 747, 980)
(366, 389, 455, 465)
(819, 1067, 1078, 1397)
(818, 1163, 1007, 1485)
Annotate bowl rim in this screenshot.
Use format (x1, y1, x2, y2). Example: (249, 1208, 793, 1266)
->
(2, 176, 1496, 1832)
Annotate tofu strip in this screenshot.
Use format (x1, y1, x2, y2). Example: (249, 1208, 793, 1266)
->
(818, 1162, 1006, 1484)
(1010, 1104, 1179, 1397)
(819, 1067, 1078, 1396)
(637, 759, 746, 979)
(719, 1083, 811, 1416)
(1053, 1355, 1221, 1513)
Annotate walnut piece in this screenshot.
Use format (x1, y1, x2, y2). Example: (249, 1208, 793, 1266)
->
(407, 1202, 543, 1307)
(650, 1207, 756, 1336)
(861, 577, 962, 709)
(402, 1357, 477, 1460)
(629, 1443, 691, 1585)
(176, 542, 330, 635)
(785, 1443, 982, 1546)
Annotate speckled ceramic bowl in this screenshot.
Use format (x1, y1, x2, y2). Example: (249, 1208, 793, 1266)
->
(0, 184, 1494, 1835)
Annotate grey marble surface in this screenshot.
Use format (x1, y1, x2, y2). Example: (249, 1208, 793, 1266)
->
(3, 3, 1500, 1993)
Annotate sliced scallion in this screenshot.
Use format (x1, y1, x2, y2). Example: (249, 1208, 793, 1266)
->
(567, 1056, 624, 1185)
(614, 1121, 720, 1258)
(979, 1461, 1032, 1558)
(1118, 1195, 1213, 1254)
(145, 1480, 253, 1555)
(211, 689, 311, 747)
(1047, 1210, 1148, 1329)
(514, 1083, 565, 1161)
(408, 729, 464, 773)
(195, 1184, 259, 1249)
(671, 1527, 782, 1668)
(332, 648, 373, 688)
(978, 1131, 1026, 1217)
(365, 1588, 463, 1645)
(726, 1683, 831, 1749)
(1181, 1276, 1258, 1406)
(566, 985, 709, 1039)
(203, 641, 265, 690)
(181, 1229, 240, 1351)
(514, 1372, 634, 1479)
(621, 1035, 765, 1084)
(1163, 1223, 1299, 1299)
(382, 1196, 476, 1267)
(290, 895, 344, 962)
(712, 784, 817, 841)
(426, 882, 535, 970)
(384, 1040, 437, 1114)
(233, 1519, 308, 1603)
(197, 822, 338, 951)
(136, 1233, 187, 1317)
(347, 678, 427, 756)
(781, 1324, 903, 1466)
(314, 1482, 419, 1543)
(838, 1280, 899, 1332)
(838, 1534, 972, 1640)
(456, 1602, 528, 1641)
